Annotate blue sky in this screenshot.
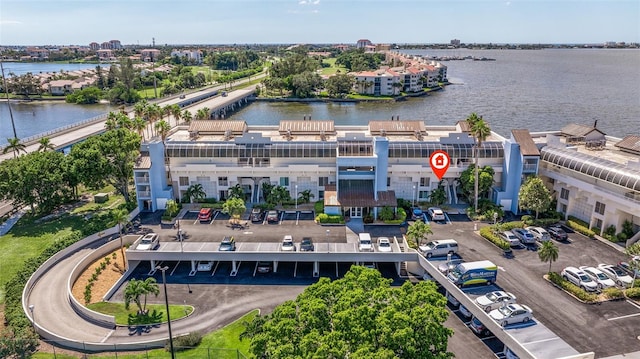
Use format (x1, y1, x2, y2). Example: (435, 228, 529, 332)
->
(1, 0, 638, 46)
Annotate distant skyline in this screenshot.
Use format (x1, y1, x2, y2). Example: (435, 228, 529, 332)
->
(1, 0, 638, 46)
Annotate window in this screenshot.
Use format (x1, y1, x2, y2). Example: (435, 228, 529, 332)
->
(179, 177, 189, 186)
(419, 190, 429, 200)
(560, 204, 567, 213)
(420, 177, 430, 187)
(594, 218, 603, 231)
(218, 177, 228, 186)
(319, 177, 329, 186)
(280, 177, 289, 186)
(387, 177, 391, 187)
(318, 190, 325, 199)
(595, 201, 605, 215)
(560, 188, 569, 200)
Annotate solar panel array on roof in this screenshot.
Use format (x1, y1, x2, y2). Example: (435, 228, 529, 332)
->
(541, 146, 640, 192)
(388, 142, 503, 158)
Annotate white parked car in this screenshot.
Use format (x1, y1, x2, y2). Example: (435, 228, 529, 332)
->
(598, 264, 634, 287)
(511, 228, 535, 244)
(459, 304, 473, 319)
(498, 231, 521, 247)
(377, 237, 392, 252)
(489, 304, 533, 327)
(561, 267, 599, 292)
(427, 207, 446, 221)
(525, 226, 550, 242)
(475, 291, 517, 312)
(281, 235, 296, 251)
(136, 233, 159, 250)
(579, 266, 616, 289)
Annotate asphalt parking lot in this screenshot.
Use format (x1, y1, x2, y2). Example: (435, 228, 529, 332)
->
(133, 209, 640, 358)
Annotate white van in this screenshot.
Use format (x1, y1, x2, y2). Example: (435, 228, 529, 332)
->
(358, 233, 373, 252)
(419, 239, 458, 258)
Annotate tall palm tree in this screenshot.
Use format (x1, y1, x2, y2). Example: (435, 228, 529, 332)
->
(132, 117, 147, 141)
(163, 104, 173, 127)
(155, 120, 173, 187)
(37, 137, 55, 152)
(146, 104, 162, 137)
(538, 241, 559, 274)
(112, 208, 129, 268)
(140, 277, 160, 313)
(105, 111, 118, 130)
(116, 112, 133, 129)
(171, 104, 182, 126)
(182, 109, 193, 125)
(133, 100, 148, 120)
(467, 113, 491, 213)
(3, 137, 26, 158)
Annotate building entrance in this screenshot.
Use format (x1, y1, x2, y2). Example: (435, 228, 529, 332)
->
(350, 207, 363, 218)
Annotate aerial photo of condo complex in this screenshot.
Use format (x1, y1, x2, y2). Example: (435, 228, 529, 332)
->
(0, 1, 639, 359)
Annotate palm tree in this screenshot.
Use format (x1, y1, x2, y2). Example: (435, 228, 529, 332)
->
(538, 240, 559, 274)
(146, 104, 162, 137)
(132, 117, 147, 141)
(112, 208, 129, 268)
(182, 109, 193, 125)
(186, 183, 206, 203)
(37, 137, 55, 152)
(195, 107, 210, 121)
(298, 189, 314, 204)
(116, 112, 132, 129)
(171, 104, 182, 126)
(163, 104, 173, 127)
(3, 137, 26, 158)
(140, 277, 160, 313)
(124, 279, 144, 313)
(155, 119, 173, 186)
(105, 111, 118, 130)
(406, 220, 433, 248)
(467, 113, 491, 213)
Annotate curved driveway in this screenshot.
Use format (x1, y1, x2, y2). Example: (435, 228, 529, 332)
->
(26, 243, 305, 347)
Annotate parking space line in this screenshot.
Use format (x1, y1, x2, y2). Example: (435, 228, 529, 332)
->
(294, 261, 298, 277)
(211, 261, 220, 276)
(170, 261, 181, 276)
(607, 312, 640, 321)
(627, 299, 640, 310)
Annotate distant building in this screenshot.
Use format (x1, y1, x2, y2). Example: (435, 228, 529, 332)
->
(48, 80, 74, 95)
(170, 49, 203, 64)
(100, 41, 111, 50)
(375, 44, 391, 52)
(89, 42, 100, 51)
(334, 44, 350, 52)
(450, 39, 461, 46)
(96, 49, 115, 61)
(109, 40, 123, 49)
(349, 70, 401, 96)
(25, 47, 49, 60)
(356, 39, 373, 49)
(140, 49, 162, 62)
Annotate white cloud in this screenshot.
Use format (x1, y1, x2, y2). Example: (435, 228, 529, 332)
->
(0, 20, 22, 25)
(299, 0, 307, 4)
(312, 0, 320, 4)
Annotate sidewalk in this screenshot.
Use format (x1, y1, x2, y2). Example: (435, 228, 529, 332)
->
(0, 208, 26, 236)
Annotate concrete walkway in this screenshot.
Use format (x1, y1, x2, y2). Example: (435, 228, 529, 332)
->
(0, 207, 26, 236)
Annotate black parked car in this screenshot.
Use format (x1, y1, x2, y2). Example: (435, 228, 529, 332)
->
(300, 237, 314, 252)
(547, 226, 568, 241)
(250, 208, 264, 223)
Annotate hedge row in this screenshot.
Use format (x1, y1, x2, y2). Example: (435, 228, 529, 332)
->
(566, 216, 596, 238)
(479, 226, 510, 250)
(548, 272, 598, 303)
(315, 213, 344, 224)
(4, 231, 83, 335)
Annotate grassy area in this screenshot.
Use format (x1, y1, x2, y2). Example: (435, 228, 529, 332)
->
(347, 93, 395, 100)
(32, 310, 258, 359)
(320, 58, 348, 76)
(86, 302, 193, 325)
(0, 187, 124, 302)
(0, 216, 83, 302)
(137, 86, 164, 99)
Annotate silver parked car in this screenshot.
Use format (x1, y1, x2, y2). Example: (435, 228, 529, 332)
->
(512, 228, 536, 244)
(475, 291, 517, 312)
(579, 266, 616, 289)
(489, 304, 533, 327)
(525, 226, 550, 242)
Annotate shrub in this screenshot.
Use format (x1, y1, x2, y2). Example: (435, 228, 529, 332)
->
(548, 272, 598, 302)
(566, 217, 595, 238)
(104, 257, 111, 265)
(521, 215, 533, 225)
(169, 331, 203, 352)
(625, 287, 640, 299)
(363, 214, 374, 224)
(479, 226, 510, 250)
(602, 287, 624, 300)
(314, 200, 324, 214)
(315, 213, 344, 224)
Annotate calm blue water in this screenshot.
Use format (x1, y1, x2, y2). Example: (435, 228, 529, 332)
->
(1, 49, 639, 145)
(1, 62, 103, 76)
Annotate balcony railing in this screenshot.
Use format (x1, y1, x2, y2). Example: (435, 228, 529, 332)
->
(138, 191, 151, 198)
(522, 164, 537, 172)
(135, 176, 150, 183)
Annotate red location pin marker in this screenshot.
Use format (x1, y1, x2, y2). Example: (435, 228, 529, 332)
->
(430, 150, 450, 180)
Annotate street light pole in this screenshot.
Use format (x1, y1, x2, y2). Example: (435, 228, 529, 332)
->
(412, 185, 416, 207)
(295, 185, 298, 209)
(28, 304, 35, 332)
(157, 266, 175, 359)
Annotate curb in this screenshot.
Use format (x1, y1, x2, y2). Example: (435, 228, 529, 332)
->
(542, 275, 623, 304)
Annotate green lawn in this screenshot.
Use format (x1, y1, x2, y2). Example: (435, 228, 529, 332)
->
(86, 302, 193, 325)
(320, 58, 348, 76)
(32, 310, 258, 359)
(0, 187, 124, 303)
(0, 216, 84, 302)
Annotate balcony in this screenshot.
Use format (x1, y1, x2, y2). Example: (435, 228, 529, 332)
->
(135, 175, 150, 184)
(522, 163, 538, 173)
(138, 191, 151, 198)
